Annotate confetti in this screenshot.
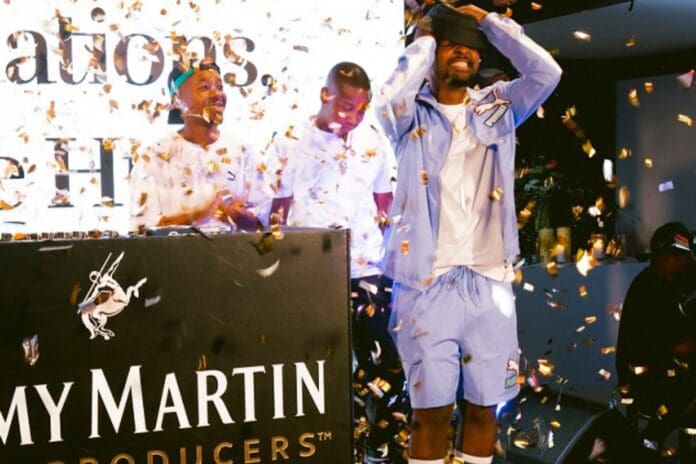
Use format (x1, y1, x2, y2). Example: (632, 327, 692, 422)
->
(546, 262, 558, 277)
(644, 157, 653, 168)
(197, 354, 207, 370)
(618, 148, 631, 159)
(549, 420, 561, 429)
(677, 113, 693, 127)
(489, 187, 504, 201)
(69, 283, 81, 305)
(598, 369, 611, 380)
(632, 365, 648, 375)
(582, 140, 596, 158)
(400, 240, 409, 255)
(628, 88, 640, 107)
(420, 170, 429, 185)
(644, 82, 654, 93)
(600, 346, 616, 355)
(618, 186, 630, 208)
(578, 285, 588, 298)
(658, 180, 674, 192)
(537, 359, 555, 377)
(585, 315, 597, 324)
(676, 69, 695, 90)
(144, 296, 161, 307)
(523, 282, 535, 292)
(625, 35, 636, 47)
(531, 2, 543, 10)
(656, 404, 669, 418)
(576, 249, 597, 277)
(573, 31, 591, 42)
(22, 335, 39, 366)
(256, 259, 280, 278)
(358, 280, 378, 295)
(410, 126, 427, 140)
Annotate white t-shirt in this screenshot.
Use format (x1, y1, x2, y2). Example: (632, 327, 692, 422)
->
(433, 102, 514, 282)
(271, 123, 392, 278)
(129, 132, 271, 230)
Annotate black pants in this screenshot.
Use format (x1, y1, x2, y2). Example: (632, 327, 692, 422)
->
(351, 274, 409, 461)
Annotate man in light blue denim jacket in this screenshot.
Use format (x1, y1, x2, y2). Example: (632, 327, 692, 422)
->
(375, 4, 561, 464)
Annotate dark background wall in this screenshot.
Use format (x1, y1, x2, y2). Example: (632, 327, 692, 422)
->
(615, 73, 696, 253)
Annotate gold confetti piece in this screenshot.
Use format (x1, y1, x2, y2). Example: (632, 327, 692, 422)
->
(400, 240, 409, 255)
(157, 151, 170, 162)
(598, 369, 611, 380)
(546, 262, 558, 277)
(573, 31, 591, 42)
(523, 282, 534, 292)
(531, 2, 543, 10)
(46, 100, 56, 120)
(513, 436, 530, 449)
(420, 170, 429, 185)
(538, 359, 555, 377)
(618, 148, 632, 159)
(644, 81, 654, 93)
(644, 157, 653, 168)
(677, 113, 693, 127)
(489, 187, 504, 201)
(600, 346, 616, 355)
(197, 354, 207, 370)
(22, 335, 39, 366)
(657, 404, 669, 418)
(514, 269, 523, 285)
(626, 35, 636, 47)
(550, 420, 561, 429)
(585, 315, 597, 324)
(256, 259, 280, 278)
(69, 283, 81, 305)
(102, 138, 114, 151)
(410, 126, 427, 140)
(633, 365, 648, 375)
(667, 369, 676, 377)
(582, 139, 596, 158)
(137, 192, 148, 208)
(207, 160, 219, 175)
(628, 88, 640, 107)
(0, 200, 14, 210)
(618, 185, 630, 208)
(579, 285, 588, 297)
(536, 105, 545, 119)
(576, 249, 597, 277)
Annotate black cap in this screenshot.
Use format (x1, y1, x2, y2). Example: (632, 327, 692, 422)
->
(418, 4, 488, 50)
(649, 221, 694, 256)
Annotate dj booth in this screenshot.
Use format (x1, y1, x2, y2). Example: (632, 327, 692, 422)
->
(0, 230, 352, 463)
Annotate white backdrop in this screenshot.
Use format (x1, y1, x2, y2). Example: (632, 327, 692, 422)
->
(0, 0, 403, 233)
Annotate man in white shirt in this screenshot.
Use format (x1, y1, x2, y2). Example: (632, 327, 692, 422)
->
(129, 59, 270, 232)
(270, 62, 407, 463)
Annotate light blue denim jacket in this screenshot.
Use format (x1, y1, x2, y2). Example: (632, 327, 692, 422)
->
(375, 13, 562, 291)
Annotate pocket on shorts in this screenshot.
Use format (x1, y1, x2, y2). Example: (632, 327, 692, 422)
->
(390, 283, 425, 366)
(467, 278, 518, 362)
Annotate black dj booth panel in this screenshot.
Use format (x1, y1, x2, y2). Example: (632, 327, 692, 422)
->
(0, 230, 351, 463)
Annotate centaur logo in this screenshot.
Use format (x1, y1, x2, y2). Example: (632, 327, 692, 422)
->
(77, 252, 147, 340)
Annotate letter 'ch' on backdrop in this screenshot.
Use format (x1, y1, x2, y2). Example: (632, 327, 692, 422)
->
(0, 230, 351, 463)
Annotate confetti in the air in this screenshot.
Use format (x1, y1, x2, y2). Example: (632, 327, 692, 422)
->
(658, 180, 674, 192)
(256, 259, 280, 278)
(573, 31, 591, 42)
(644, 157, 654, 168)
(22, 335, 39, 366)
(677, 113, 694, 127)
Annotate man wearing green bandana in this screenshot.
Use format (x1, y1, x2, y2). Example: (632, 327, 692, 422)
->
(129, 58, 271, 232)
